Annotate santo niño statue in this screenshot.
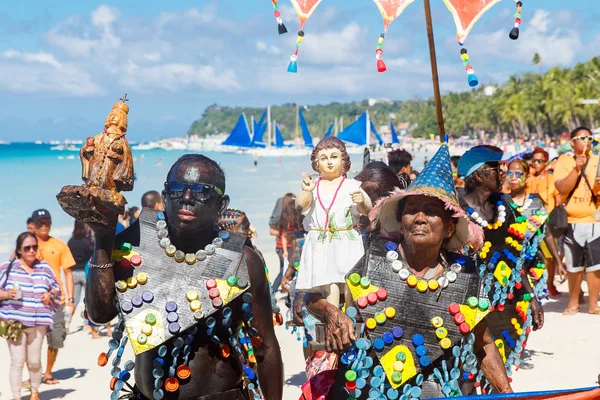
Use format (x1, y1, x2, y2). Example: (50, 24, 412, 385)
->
(57, 95, 134, 225)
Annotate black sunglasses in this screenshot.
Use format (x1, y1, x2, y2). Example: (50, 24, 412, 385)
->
(164, 181, 223, 202)
(23, 245, 38, 253)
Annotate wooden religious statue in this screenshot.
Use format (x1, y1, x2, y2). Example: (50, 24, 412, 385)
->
(57, 95, 134, 225)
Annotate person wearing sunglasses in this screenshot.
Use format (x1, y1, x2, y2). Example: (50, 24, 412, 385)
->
(83, 154, 283, 400)
(1, 232, 61, 400)
(458, 146, 544, 375)
(554, 127, 600, 315)
(505, 159, 565, 311)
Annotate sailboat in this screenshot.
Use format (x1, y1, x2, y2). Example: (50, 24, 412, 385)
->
(336, 111, 383, 154)
(390, 121, 400, 144)
(298, 109, 314, 148)
(221, 113, 253, 150)
(251, 111, 267, 148)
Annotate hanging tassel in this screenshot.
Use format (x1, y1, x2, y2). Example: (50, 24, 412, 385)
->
(287, 31, 303, 73)
(460, 47, 479, 87)
(272, 0, 287, 35)
(509, 1, 523, 40)
(375, 33, 387, 72)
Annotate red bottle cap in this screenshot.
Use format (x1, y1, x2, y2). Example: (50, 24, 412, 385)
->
(448, 303, 460, 316)
(357, 297, 368, 309)
(376, 288, 388, 301)
(459, 322, 471, 334)
(130, 255, 142, 266)
(367, 292, 378, 305)
(206, 279, 217, 289)
(454, 313, 465, 325)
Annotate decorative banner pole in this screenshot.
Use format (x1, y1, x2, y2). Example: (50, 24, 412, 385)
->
(423, 0, 446, 142)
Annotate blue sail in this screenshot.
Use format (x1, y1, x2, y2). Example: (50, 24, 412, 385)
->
(324, 122, 334, 138)
(274, 124, 285, 148)
(221, 114, 252, 148)
(370, 120, 383, 145)
(390, 121, 400, 144)
(337, 112, 367, 145)
(299, 109, 314, 148)
(251, 111, 267, 148)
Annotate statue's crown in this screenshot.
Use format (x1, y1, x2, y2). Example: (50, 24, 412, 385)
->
(113, 94, 129, 114)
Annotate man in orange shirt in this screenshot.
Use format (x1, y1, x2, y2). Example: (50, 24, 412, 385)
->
(554, 128, 600, 315)
(528, 147, 560, 212)
(32, 209, 76, 385)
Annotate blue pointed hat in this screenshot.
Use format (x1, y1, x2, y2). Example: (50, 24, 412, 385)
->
(371, 143, 484, 251)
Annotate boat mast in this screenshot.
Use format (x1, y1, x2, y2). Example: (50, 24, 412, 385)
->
(267, 106, 272, 148)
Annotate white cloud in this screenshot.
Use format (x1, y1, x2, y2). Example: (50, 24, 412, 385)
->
(256, 41, 281, 55)
(300, 22, 366, 65)
(467, 9, 582, 66)
(0, 50, 103, 96)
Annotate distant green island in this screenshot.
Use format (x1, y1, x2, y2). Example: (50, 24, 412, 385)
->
(187, 57, 600, 140)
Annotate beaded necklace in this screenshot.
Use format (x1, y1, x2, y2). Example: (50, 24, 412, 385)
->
(316, 176, 346, 235)
(466, 199, 506, 230)
(155, 214, 230, 264)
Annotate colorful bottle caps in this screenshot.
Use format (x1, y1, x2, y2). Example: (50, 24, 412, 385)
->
(131, 295, 143, 308)
(206, 279, 217, 290)
(168, 322, 180, 335)
(374, 312, 386, 325)
(167, 312, 179, 323)
(226, 275, 238, 287)
(385, 241, 397, 251)
(142, 324, 153, 336)
(428, 280, 439, 291)
(176, 365, 191, 380)
(454, 313, 466, 325)
(130, 255, 142, 266)
(164, 377, 179, 392)
(459, 322, 471, 334)
(396, 351, 406, 362)
(209, 288, 220, 299)
(415, 345, 427, 356)
(391, 260, 403, 272)
(165, 301, 177, 313)
(373, 338, 385, 351)
(398, 268, 410, 280)
(376, 288, 388, 301)
(142, 291, 154, 303)
(121, 301, 133, 314)
(345, 370, 357, 381)
(440, 337, 452, 350)
(467, 297, 478, 308)
(356, 296, 368, 309)
(382, 332, 394, 345)
(393, 361, 404, 372)
(190, 300, 202, 312)
(121, 242, 133, 252)
(448, 303, 460, 315)
(115, 281, 127, 292)
(366, 318, 377, 330)
(212, 297, 223, 308)
(392, 326, 404, 339)
(145, 313, 157, 325)
(416, 280, 428, 293)
(431, 317, 444, 328)
(97, 352, 108, 367)
(385, 307, 396, 319)
(126, 277, 137, 289)
(367, 292, 378, 305)
(407, 275, 418, 287)
(412, 334, 424, 346)
(345, 306, 358, 319)
(435, 327, 448, 339)
(137, 333, 148, 344)
(360, 276, 371, 288)
(186, 290, 199, 302)
(185, 253, 196, 265)
(419, 355, 431, 367)
(237, 278, 248, 288)
(349, 273, 361, 286)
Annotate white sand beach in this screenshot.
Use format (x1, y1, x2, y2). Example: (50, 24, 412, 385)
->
(0, 252, 598, 399)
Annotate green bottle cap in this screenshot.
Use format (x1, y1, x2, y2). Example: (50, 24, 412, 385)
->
(467, 297, 478, 308)
(226, 275, 238, 287)
(344, 370, 357, 381)
(396, 351, 406, 362)
(121, 242, 132, 252)
(145, 313, 156, 325)
(349, 273, 361, 286)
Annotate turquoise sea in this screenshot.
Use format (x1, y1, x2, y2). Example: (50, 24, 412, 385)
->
(0, 143, 431, 261)
(0, 143, 357, 261)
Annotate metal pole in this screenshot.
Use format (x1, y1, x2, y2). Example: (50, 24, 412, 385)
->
(423, 0, 446, 142)
(267, 106, 271, 147)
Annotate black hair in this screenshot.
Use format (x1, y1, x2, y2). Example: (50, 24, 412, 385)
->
(571, 126, 591, 138)
(356, 163, 406, 203)
(450, 156, 460, 169)
(167, 154, 226, 193)
(522, 152, 533, 161)
(15, 232, 37, 258)
(72, 220, 87, 239)
(26, 218, 34, 225)
(141, 191, 162, 209)
(387, 149, 413, 175)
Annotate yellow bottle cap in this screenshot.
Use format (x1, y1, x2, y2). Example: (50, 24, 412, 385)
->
(186, 290, 199, 302)
(440, 337, 452, 350)
(428, 280, 439, 291)
(385, 307, 396, 319)
(142, 324, 153, 336)
(431, 317, 444, 328)
(136, 272, 148, 285)
(393, 361, 404, 372)
(435, 327, 448, 339)
(366, 318, 377, 330)
(407, 275, 418, 287)
(190, 300, 202, 312)
(416, 280, 428, 293)
(116, 280, 127, 292)
(127, 277, 137, 289)
(375, 312, 387, 325)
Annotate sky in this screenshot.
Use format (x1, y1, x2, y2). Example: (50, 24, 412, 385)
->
(0, 0, 598, 142)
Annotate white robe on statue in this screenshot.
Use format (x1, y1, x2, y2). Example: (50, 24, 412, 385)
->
(296, 177, 365, 293)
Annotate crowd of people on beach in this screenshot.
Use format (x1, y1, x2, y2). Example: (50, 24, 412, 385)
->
(1, 127, 599, 400)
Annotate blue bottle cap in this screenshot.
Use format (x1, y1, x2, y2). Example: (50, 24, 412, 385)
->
(152, 367, 164, 378)
(157, 212, 165, 221)
(373, 338, 385, 351)
(167, 312, 179, 323)
(385, 241, 398, 251)
(142, 291, 154, 303)
(108, 339, 119, 350)
(416, 345, 427, 356)
(412, 334, 425, 346)
(218, 230, 230, 241)
(419, 355, 431, 367)
(345, 306, 358, 319)
(121, 301, 133, 314)
(168, 322, 180, 334)
(119, 370, 131, 382)
(124, 360, 135, 371)
(153, 389, 164, 400)
(165, 301, 177, 313)
(131, 295, 143, 308)
(158, 346, 167, 358)
(242, 293, 253, 304)
(382, 332, 394, 345)
(373, 365, 384, 377)
(392, 326, 404, 339)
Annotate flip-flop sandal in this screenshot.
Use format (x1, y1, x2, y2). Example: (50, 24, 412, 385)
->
(589, 308, 600, 315)
(519, 361, 534, 370)
(562, 307, 579, 315)
(42, 377, 59, 385)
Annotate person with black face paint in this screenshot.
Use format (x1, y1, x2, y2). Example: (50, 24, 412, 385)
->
(83, 154, 283, 400)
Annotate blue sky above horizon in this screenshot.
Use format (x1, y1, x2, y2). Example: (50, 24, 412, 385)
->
(0, 0, 598, 142)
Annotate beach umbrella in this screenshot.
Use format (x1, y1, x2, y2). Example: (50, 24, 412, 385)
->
(286, 0, 324, 73)
(372, 0, 415, 73)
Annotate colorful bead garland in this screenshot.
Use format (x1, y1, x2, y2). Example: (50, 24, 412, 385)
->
(287, 30, 304, 73)
(509, 1, 523, 40)
(375, 33, 386, 72)
(271, 0, 288, 35)
(460, 48, 479, 87)
(467, 201, 506, 230)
